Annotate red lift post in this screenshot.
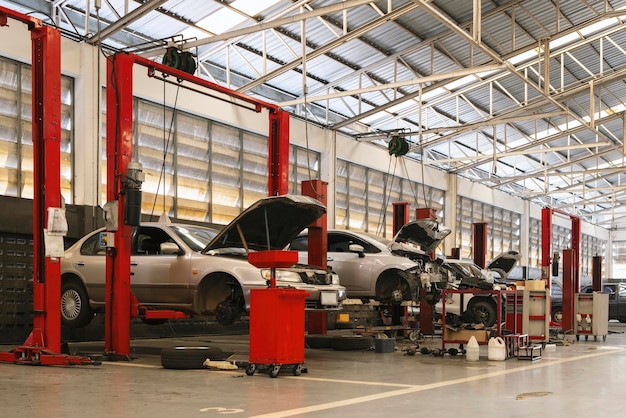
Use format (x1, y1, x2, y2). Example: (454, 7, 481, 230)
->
(105, 52, 290, 358)
(415, 207, 437, 335)
(0, 7, 93, 365)
(301, 180, 328, 335)
(473, 222, 488, 268)
(542, 207, 581, 331)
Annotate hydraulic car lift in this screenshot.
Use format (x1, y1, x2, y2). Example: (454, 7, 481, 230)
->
(104, 52, 292, 358)
(0, 7, 94, 366)
(542, 207, 581, 333)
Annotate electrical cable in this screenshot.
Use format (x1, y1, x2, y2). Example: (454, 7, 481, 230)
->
(149, 82, 180, 219)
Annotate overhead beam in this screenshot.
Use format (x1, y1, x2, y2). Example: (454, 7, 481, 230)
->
(88, 0, 168, 44)
(421, 141, 612, 165)
(237, 1, 422, 94)
(278, 64, 506, 107)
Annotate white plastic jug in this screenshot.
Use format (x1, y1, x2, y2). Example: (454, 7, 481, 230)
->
(466, 335, 480, 362)
(488, 336, 506, 361)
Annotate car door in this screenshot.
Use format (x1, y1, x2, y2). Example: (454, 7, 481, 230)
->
(130, 226, 190, 305)
(74, 230, 108, 303)
(324, 232, 374, 295)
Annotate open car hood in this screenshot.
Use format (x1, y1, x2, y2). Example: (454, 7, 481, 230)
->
(203, 194, 326, 252)
(391, 219, 451, 254)
(486, 250, 521, 280)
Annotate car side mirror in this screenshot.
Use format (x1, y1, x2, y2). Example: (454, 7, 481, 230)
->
(161, 242, 183, 256)
(349, 244, 365, 258)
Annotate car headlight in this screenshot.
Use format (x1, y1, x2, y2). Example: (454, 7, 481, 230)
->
(260, 269, 302, 283)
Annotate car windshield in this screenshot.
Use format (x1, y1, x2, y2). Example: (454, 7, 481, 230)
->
(170, 225, 217, 252)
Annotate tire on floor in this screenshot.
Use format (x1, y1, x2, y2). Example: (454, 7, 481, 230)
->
(331, 335, 374, 351)
(161, 346, 229, 369)
(305, 334, 334, 349)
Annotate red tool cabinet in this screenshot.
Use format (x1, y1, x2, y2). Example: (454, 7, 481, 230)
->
(247, 288, 309, 377)
(246, 250, 309, 378)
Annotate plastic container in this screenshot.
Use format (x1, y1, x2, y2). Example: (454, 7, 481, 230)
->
(488, 337, 506, 361)
(466, 335, 480, 362)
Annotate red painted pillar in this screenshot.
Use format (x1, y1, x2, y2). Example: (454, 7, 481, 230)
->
(415, 208, 436, 335)
(473, 222, 488, 268)
(105, 53, 135, 357)
(30, 25, 62, 353)
(571, 216, 581, 292)
(268, 109, 290, 196)
(541, 208, 553, 284)
(301, 180, 327, 270)
(392, 202, 410, 236)
(592, 256, 602, 292)
(562, 249, 576, 333)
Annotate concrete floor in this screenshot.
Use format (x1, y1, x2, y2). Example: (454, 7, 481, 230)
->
(1, 324, 625, 418)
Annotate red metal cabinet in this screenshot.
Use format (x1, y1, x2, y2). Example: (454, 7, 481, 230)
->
(248, 288, 309, 377)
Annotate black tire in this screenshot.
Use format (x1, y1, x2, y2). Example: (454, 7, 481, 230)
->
(331, 335, 374, 351)
(161, 346, 228, 369)
(467, 298, 497, 327)
(305, 334, 334, 349)
(551, 306, 563, 323)
(61, 280, 94, 328)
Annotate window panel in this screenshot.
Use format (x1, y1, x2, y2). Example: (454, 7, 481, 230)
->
(0, 57, 73, 201)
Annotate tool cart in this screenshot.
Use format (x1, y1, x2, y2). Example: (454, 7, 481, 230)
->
(246, 250, 309, 378)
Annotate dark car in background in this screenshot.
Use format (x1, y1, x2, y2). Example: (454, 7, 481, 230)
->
(551, 280, 626, 323)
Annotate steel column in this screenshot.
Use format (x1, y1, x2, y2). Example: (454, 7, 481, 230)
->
(592, 256, 603, 291)
(392, 202, 410, 236)
(541, 208, 553, 283)
(571, 216, 581, 292)
(105, 53, 135, 358)
(301, 180, 328, 270)
(473, 222, 488, 269)
(268, 109, 290, 196)
(415, 207, 436, 335)
(562, 249, 576, 333)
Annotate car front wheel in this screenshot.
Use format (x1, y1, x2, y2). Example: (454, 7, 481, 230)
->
(467, 298, 497, 327)
(61, 280, 94, 328)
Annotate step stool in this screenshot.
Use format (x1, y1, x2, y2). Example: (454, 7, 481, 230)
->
(518, 344, 542, 361)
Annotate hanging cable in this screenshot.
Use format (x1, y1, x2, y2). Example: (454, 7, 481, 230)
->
(149, 81, 180, 219)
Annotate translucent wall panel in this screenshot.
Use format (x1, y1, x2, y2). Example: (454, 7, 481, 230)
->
(0, 57, 73, 202)
(456, 196, 521, 261)
(175, 112, 210, 221)
(242, 131, 267, 208)
(136, 100, 175, 218)
(211, 122, 242, 224)
(336, 159, 445, 239)
(290, 146, 320, 195)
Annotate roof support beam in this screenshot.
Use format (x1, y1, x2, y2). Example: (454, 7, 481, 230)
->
(278, 64, 505, 107)
(237, 1, 423, 94)
(88, 0, 168, 44)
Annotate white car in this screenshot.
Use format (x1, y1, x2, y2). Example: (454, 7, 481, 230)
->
(436, 252, 521, 326)
(289, 220, 451, 304)
(60, 194, 346, 328)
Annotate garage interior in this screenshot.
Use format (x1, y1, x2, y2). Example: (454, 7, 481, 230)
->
(2, 0, 626, 416)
